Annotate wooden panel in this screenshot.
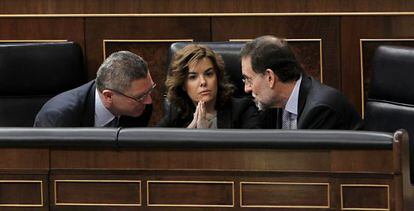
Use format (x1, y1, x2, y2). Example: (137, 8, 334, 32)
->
(54, 180, 141, 206)
(212, 16, 340, 89)
(0, 18, 85, 54)
(51, 148, 393, 174)
(0, 148, 48, 169)
(341, 184, 389, 210)
(85, 17, 210, 78)
(85, 17, 210, 125)
(147, 181, 233, 207)
(0, 136, 399, 210)
(341, 16, 414, 115)
(0, 180, 43, 207)
(331, 149, 393, 172)
(240, 182, 329, 208)
(288, 40, 322, 82)
(45, 171, 398, 210)
(51, 148, 332, 171)
(1, 0, 414, 14)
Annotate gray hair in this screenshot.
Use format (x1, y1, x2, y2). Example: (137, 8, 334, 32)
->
(96, 51, 148, 92)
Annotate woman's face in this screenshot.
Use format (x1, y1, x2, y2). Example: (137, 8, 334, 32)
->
(184, 57, 218, 105)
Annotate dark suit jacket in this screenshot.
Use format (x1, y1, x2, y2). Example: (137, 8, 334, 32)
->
(260, 74, 362, 129)
(157, 97, 260, 128)
(34, 80, 152, 127)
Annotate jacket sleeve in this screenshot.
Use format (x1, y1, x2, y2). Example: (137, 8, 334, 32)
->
(33, 107, 76, 127)
(300, 105, 362, 130)
(33, 109, 59, 127)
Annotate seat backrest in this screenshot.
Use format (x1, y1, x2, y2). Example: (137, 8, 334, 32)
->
(168, 42, 246, 97)
(365, 45, 414, 183)
(0, 42, 86, 126)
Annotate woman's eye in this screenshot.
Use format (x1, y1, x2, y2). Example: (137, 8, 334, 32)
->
(205, 71, 215, 77)
(188, 74, 197, 80)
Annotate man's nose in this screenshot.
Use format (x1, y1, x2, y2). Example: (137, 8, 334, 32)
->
(244, 84, 252, 93)
(142, 94, 152, 104)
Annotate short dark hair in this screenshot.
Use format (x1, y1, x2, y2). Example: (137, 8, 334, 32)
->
(166, 44, 234, 116)
(96, 51, 148, 92)
(240, 35, 303, 82)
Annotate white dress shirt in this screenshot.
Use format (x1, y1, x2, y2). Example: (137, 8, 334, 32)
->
(94, 89, 117, 127)
(282, 76, 302, 129)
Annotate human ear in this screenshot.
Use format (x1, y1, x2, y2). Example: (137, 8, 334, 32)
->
(265, 69, 277, 88)
(101, 90, 114, 103)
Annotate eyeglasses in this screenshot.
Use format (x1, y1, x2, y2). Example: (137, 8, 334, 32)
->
(108, 83, 156, 103)
(242, 74, 259, 86)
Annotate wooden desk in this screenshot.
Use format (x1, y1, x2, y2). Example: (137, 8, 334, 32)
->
(0, 129, 410, 210)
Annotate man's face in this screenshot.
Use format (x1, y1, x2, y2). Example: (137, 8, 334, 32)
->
(241, 56, 273, 110)
(110, 73, 154, 117)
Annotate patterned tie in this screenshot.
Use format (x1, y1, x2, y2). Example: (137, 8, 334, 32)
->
(282, 109, 291, 129)
(282, 110, 297, 129)
(290, 113, 297, 129)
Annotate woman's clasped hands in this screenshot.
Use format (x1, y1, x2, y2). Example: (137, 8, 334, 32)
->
(187, 101, 212, 128)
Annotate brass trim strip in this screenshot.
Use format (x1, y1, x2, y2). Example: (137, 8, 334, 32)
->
(0, 40, 68, 42)
(147, 180, 235, 207)
(359, 39, 365, 118)
(340, 184, 390, 211)
(1, 12, 414, 18)
(0, 180, 43, 207)
(102, 39, 193, 60)
(359, 38, 414, 118)
(231, 38, 324, 83)
(240, 181, 330, 208)
(54, 179, 141, 207)
(319, 38, 324, 83)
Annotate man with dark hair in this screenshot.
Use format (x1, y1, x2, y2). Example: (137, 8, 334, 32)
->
(34, 51, 154, 127)
(240, 35, 361, 129)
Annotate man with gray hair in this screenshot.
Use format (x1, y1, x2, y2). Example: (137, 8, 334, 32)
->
(34, 51, 154, 127)
(240, 35, 361, 129)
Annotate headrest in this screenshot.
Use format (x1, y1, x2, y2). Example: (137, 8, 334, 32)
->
(0, 42, 86, 95)
(168, 42, 246, 97)
(370, 45, 414, 104)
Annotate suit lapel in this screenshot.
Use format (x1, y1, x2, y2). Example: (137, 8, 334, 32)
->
(217, 104, 232, 128)
(276, 108, 283, 129)
(81, 81, 96, 126)
(297, 74, 312, 128)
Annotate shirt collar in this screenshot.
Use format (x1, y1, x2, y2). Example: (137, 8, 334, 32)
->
(284, 75, 302, 115)
(94, 89, 117, 127)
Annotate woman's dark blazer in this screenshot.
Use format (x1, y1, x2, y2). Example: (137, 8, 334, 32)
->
(157, 97, 260, 129)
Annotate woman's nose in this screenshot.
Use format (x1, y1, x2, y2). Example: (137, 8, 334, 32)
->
(199, 75, 207, 86)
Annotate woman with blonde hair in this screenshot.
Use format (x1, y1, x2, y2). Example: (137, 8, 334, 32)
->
(157, 44, 259, 128)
